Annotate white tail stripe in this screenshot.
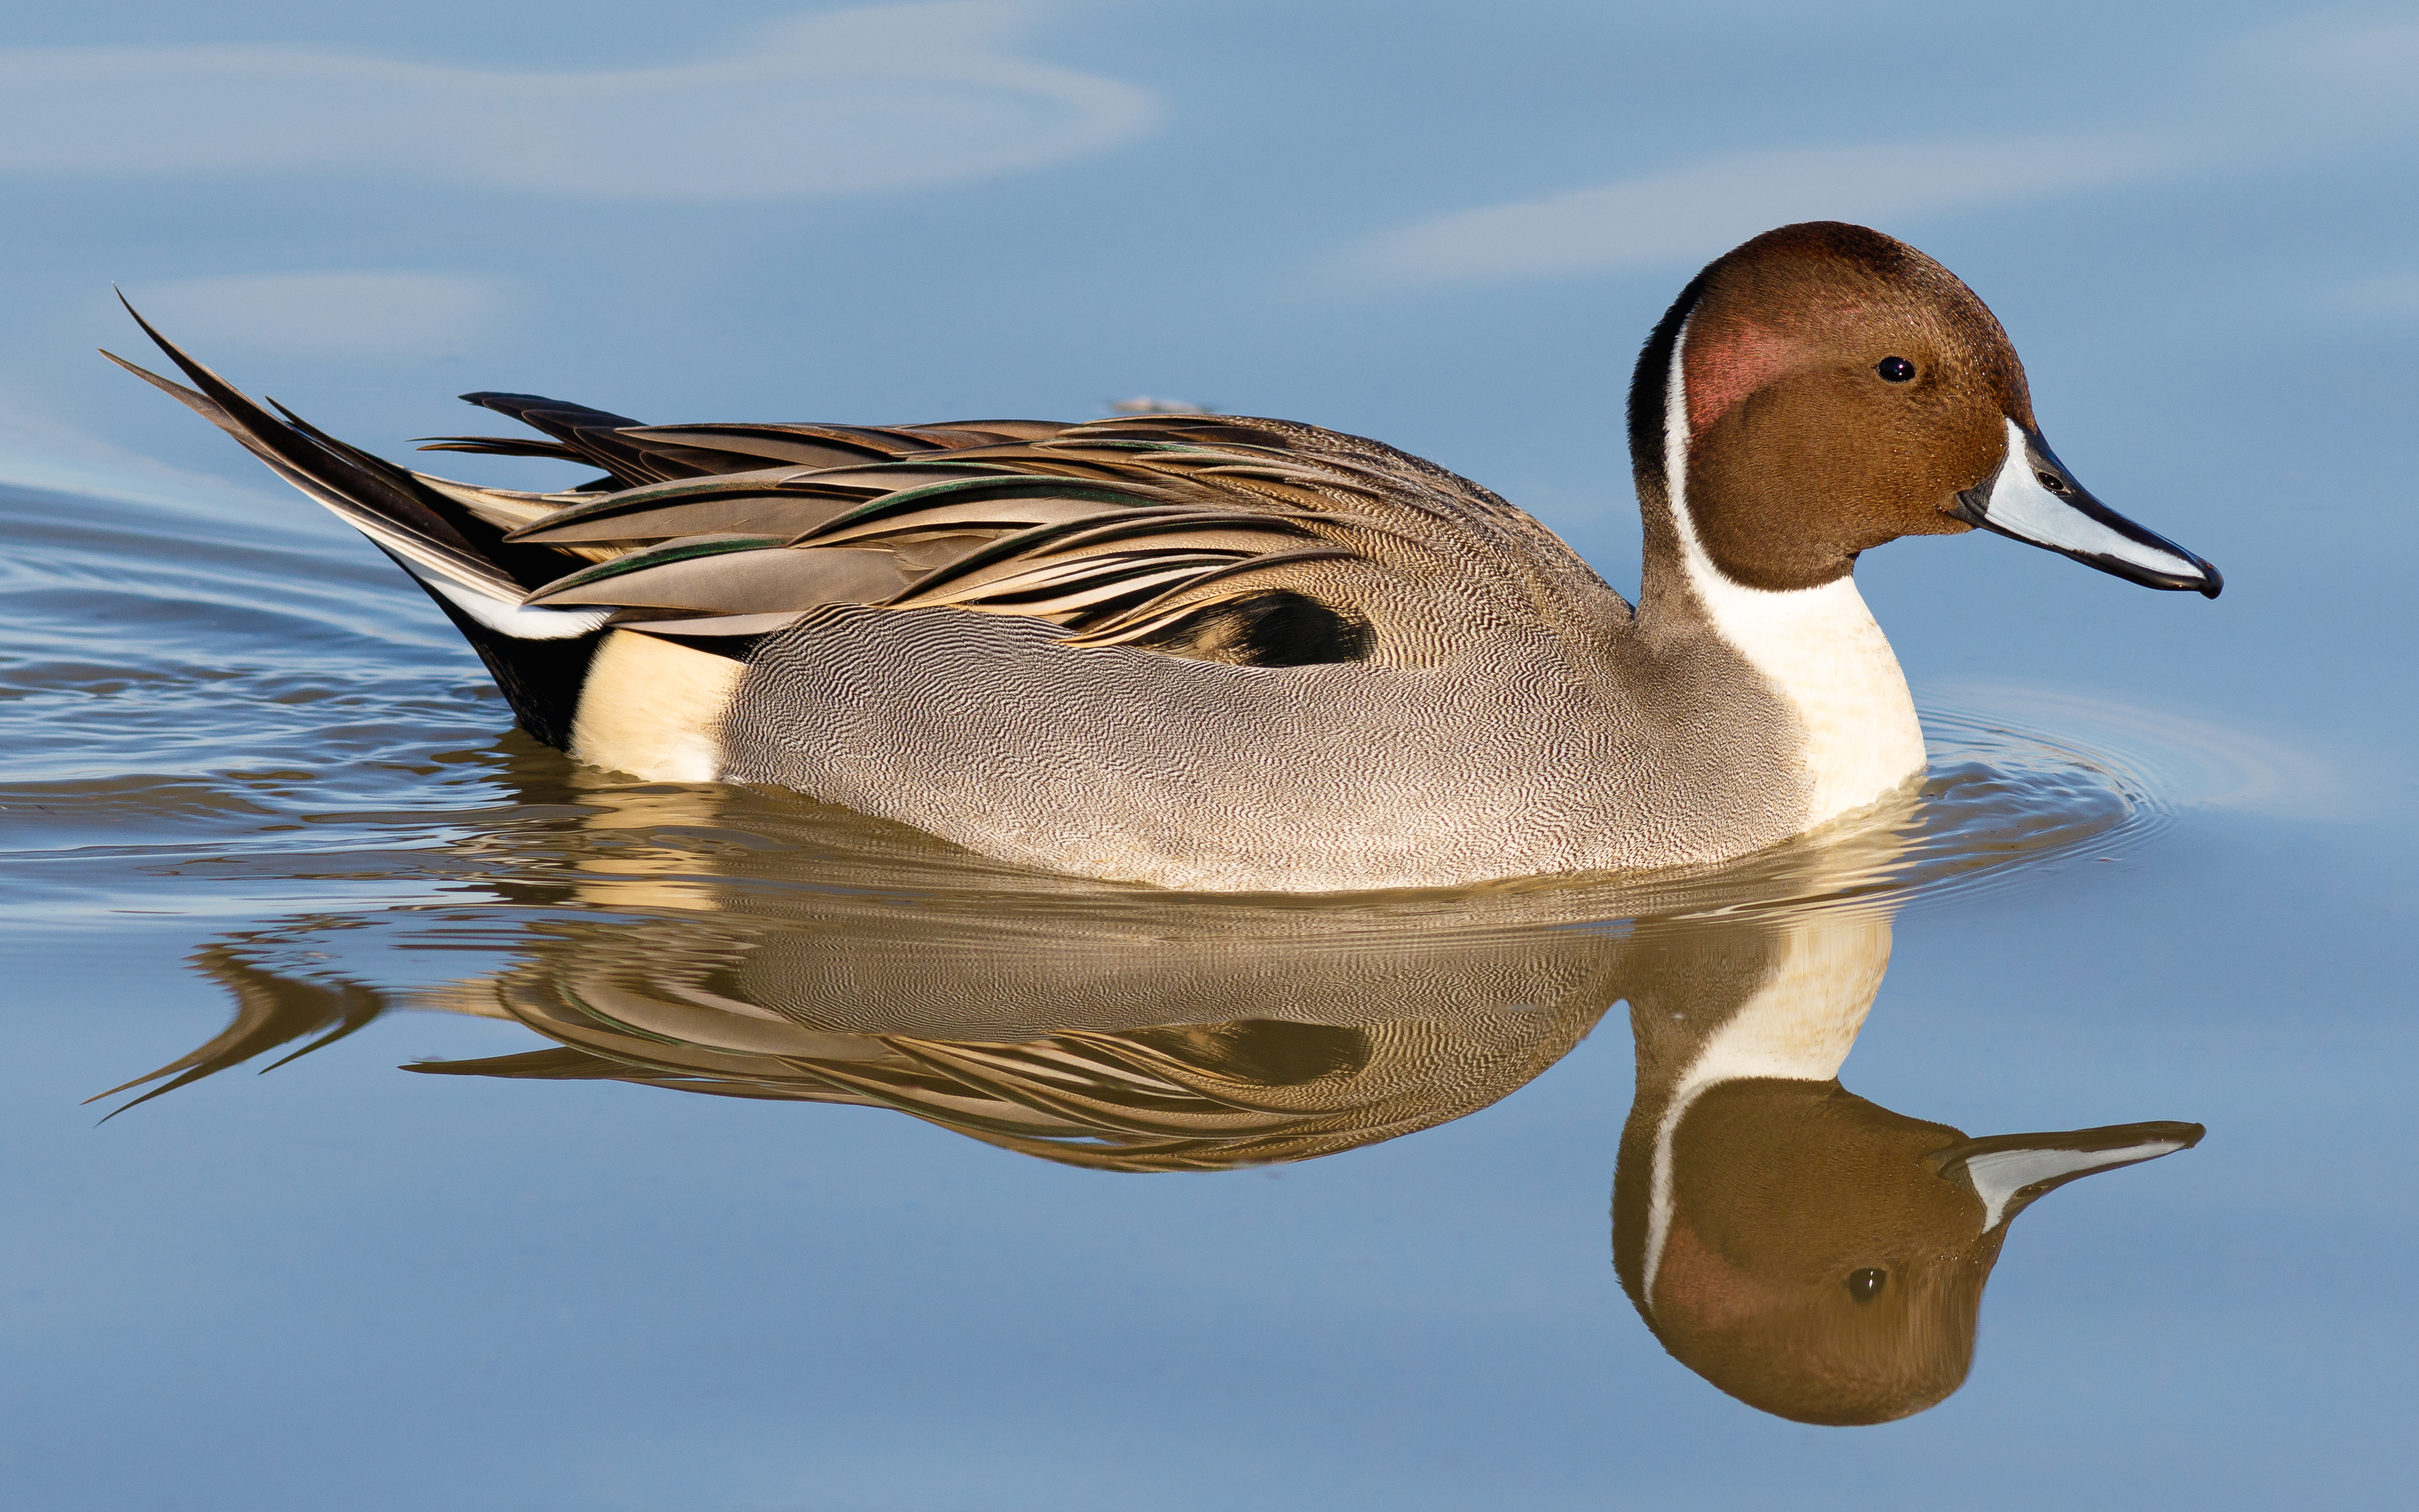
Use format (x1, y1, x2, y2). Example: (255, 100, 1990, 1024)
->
(398, 558, 611, 640)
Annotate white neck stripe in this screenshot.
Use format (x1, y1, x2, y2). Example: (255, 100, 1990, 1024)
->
(1658, 316, 1926, 829)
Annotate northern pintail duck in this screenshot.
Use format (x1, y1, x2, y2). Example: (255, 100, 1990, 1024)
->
(111, 221, 2219, 891)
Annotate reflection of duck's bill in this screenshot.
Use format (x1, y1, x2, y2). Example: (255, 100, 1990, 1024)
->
(1951, 420, 2222, 598)
(1926, 1118, 2206, 1229)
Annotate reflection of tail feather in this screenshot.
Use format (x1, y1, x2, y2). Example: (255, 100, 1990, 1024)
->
(89, 944, 387, 1118)
(402, 1046, 891, 1106)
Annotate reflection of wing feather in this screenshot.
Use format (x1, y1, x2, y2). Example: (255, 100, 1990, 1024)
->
(883, 1038, 1302, 1134)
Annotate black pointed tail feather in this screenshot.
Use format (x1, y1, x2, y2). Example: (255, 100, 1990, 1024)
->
(459, 391, 646, 435)
(106, 300, 607, 749)
(443, 390, 752, 487)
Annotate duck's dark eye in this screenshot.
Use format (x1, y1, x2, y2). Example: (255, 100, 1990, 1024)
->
(1876, 357, 1915, 383)
(1846, 1268, 1887, 1302)
(2035, 470, 2069, 494)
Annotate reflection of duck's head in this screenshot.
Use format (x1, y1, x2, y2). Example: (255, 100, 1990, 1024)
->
(1610, 912, 2200, 1425)
(1628, 1077, 2198, 1424)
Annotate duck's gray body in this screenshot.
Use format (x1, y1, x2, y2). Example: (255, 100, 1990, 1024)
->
(716, 432, 1802, 890)
(666, 400, 1877, 891)
(726, 602, 1789, 892)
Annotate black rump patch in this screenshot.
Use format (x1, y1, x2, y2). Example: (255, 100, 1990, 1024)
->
(417, 587, 603, 751)
(1125, 589, 1373, 667)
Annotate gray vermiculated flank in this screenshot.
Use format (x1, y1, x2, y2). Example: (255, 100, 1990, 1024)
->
(722, 608, 1792, 891)
(721, 420, 1804, 892)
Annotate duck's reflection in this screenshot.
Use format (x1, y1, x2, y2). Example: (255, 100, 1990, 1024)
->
(402, 900, 1612, 1170)
(120, 760, 2198, 1423)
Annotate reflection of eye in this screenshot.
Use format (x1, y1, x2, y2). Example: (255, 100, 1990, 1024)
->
(1876, 357, 1915, 382)
(1846, 1268, 1887, 1302)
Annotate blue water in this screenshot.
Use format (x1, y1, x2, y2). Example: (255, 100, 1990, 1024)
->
(6, 1, 2418, 1503)
(3, 462, 2411, 1505)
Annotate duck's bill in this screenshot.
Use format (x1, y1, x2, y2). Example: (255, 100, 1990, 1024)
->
(1951, 419, 2222, 598)
(1926, 1118, 2205, 1231)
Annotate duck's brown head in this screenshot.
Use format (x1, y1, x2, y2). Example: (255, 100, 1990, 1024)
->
(1614, 1076, 2202, 1425)
(1628, 222, 2220, 597)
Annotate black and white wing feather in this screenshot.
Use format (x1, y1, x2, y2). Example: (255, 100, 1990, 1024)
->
(111, 306, 1619, 693)
(501, 418, 1615, 667)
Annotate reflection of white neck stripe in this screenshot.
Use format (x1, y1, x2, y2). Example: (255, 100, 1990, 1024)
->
(1659, 316, 1926, 830)
(1639, 915, 1892, 1308)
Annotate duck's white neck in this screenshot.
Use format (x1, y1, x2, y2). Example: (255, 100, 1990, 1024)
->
(1661, 319, 1926, 828)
